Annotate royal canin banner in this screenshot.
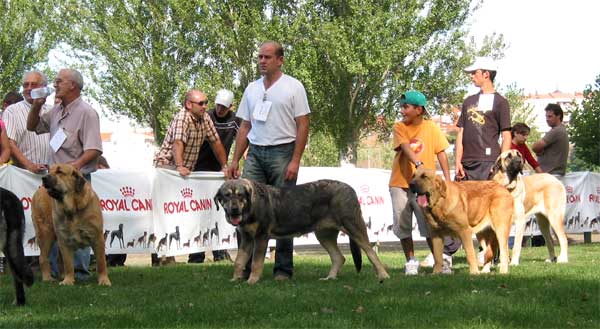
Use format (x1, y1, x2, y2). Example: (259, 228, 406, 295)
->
(0, 165, 597, 257)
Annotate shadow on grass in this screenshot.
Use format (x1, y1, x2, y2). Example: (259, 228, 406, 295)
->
(1, 244, 598, 328)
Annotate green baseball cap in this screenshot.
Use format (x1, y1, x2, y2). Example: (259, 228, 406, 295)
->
(400, 90, 429, 115)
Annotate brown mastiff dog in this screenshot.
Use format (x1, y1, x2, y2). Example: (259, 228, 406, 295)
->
(491, 150, 568, 265)
(32, 164, 111, 286)
(410, 167, 514, 274)
(214, 178, 390, 284)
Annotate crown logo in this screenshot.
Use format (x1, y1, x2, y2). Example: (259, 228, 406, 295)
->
(360, 184, 370, 193)
(180, 187, 193, 198)
(566, 186, 574, 194)
(120, 186, 136, 198)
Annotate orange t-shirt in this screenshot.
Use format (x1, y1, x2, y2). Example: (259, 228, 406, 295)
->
(389, 119, 449, 188)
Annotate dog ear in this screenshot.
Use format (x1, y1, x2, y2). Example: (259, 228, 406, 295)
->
(213, 189, 222, 211)
(435, 175, 447, 199)
(491, 154, 503, 176)
(74, 171, 87, 193)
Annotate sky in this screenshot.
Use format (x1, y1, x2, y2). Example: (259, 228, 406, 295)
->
(468, 0, 599, 94)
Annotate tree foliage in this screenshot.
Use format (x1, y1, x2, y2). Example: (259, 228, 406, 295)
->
(567, 75, 600, 170)
(57, 0, 504, 160)
(502, 83, 541, 143)
(0, 0, 58, 95)
(281, 0, 504, 163)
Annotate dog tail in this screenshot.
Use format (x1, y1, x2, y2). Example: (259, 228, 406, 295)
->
(349, 239, 363, 273)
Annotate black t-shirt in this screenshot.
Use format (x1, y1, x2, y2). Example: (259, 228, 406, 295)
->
(457, 92, 511, 162)
(193, 109, 241, 171)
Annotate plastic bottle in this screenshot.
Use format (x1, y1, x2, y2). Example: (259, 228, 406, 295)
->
(30, 86, 55, 99)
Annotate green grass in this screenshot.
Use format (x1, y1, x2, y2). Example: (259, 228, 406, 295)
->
(1, 244, 599, 328)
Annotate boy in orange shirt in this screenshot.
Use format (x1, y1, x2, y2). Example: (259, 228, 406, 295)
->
(389, 91, 451, 275)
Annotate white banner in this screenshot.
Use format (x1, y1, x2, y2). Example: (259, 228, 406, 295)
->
(0, 165, 597, 256)
(151, 169, 236, 257)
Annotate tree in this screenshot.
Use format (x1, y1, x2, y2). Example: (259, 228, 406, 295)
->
(0, 0, 58, 95)
(502, 83, 541, 143)
(280, 0, 505, 164)
(60, 0, 274, 143)
(567, 75, 600, 170)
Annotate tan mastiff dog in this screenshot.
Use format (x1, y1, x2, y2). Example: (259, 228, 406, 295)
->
(33, 164, 111, 286)
(491, 150, 568, 265)
(410, 167, 514, 274)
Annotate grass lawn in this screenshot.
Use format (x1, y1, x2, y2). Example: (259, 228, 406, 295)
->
(1, 243, 599, 328)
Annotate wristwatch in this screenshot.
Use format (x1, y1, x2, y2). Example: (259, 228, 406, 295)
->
(414, 161, 423, 167)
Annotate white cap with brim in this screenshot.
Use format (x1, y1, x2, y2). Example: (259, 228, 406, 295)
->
(464, 57, 498, 72)
(215, 89, 234, 107)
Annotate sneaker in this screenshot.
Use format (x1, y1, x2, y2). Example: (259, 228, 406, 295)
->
(478, 250, 485, 266)
(404, 259, 419, 276)
(420, 253, 434, 268)
(441, 255, 453, 274)
(421, 253, 452, 268)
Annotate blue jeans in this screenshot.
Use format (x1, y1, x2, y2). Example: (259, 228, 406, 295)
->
(242, 142, 296, 278)
(50, 172, 93, 281)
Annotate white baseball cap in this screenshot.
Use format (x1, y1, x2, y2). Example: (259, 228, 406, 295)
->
(464, 57, 498, 72)
(215, 89, 234, 107)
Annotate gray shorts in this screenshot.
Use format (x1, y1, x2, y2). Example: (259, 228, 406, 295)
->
(389, 187, 430, 239)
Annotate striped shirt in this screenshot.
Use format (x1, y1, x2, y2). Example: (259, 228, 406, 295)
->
(3, 100, 51, 165)
(154, 109, 219, 169)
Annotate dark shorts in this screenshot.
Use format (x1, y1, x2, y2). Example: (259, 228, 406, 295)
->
(460, 161, 495, 181)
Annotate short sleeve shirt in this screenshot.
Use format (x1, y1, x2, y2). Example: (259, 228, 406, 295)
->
(457, 92, 511, 162)
(237, 74, 310, 146)
(35, 97, 103, 174)
(154, 109, 219, 169)
(537, 124, 569, 175)
(3, 100, 51, 165)
(389, 120, 450, 188)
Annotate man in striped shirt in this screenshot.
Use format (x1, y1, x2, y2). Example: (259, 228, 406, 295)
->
(154, 89, 229, 176)
(4, 71, 51, 173)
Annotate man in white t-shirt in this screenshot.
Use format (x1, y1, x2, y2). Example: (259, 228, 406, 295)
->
(228, 41, 310, 281)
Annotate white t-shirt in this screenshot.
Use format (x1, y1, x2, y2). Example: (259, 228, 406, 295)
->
(237, 74, 310, 146)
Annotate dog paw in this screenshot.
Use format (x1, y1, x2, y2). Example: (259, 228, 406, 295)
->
(59, 279, 75, 286)
(545, 257, 557, 263)
(98, 277, 112, 286)
(319, 276, 337, 281)
(377, 272, 390, 281)
(246, 277, 260, 285)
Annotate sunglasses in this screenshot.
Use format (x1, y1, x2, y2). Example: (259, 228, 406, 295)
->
(189, 100, 209, 106)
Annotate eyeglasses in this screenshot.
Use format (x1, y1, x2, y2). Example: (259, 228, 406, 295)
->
(22, 82, 41, 88)
(189, 100, 209, 106)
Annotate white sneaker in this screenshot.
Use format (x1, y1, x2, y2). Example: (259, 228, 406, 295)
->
(420, 253, 434, 267)
(404, 259, 419, 276)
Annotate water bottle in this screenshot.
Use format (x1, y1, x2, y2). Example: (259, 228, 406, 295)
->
(31, 86, 55, 99)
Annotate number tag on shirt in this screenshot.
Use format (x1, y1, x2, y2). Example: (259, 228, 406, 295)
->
(253, 101, 272, 122)
(49, 128, 67, 152)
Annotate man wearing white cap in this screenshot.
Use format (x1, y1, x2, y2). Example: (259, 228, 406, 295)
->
(189, 89, 241, 263)
(455, 57, 511, 181)
(454, 57, 511, 265)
